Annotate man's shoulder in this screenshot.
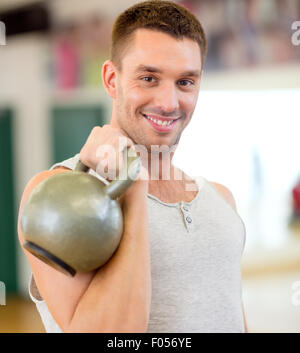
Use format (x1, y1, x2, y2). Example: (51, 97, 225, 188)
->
(208, 181, 237, 211)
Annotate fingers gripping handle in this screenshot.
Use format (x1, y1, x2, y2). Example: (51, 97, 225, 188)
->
(74, 146, 141, 200)
(104, 147, 141, 200)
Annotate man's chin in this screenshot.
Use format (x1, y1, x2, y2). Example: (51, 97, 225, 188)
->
(140, 140, 179, 156)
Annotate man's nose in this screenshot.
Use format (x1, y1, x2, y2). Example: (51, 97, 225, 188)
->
(154, 82, 180, 114)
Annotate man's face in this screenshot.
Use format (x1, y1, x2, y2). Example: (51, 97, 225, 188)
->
(113, 28, 202, 151)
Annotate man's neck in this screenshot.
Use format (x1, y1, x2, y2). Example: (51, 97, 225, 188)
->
(147, 164, 198, 204)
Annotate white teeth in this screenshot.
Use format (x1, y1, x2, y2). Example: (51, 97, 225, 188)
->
(144, 115, 173, 126)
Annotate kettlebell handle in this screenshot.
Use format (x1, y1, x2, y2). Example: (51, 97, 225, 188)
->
(74, 146, 141, 200)
(74, 161, 89, 173)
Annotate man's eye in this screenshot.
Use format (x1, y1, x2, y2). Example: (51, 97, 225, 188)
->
(178, 80, 194, 87)
(142, 77, 155, 82)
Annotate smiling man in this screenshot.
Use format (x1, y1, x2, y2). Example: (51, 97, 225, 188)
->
(18, 0, 247, 333)
(109, 29, 201, 150)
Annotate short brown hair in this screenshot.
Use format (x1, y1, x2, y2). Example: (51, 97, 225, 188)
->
(110, 0, 207, 71)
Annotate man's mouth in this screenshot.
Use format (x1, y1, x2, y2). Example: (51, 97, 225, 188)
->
(142, 113, 180, 132)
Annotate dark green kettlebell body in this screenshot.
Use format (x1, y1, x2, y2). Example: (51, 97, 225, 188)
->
(21, 147, 141, 277)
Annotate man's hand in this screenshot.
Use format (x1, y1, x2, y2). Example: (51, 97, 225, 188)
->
(79, 125, 136, 181)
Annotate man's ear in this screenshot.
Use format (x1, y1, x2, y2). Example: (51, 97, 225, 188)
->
(102, 60, 117, 99)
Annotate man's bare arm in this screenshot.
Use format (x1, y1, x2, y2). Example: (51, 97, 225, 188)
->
(18, 168, 97, 330)
(66, 176, 151, 332)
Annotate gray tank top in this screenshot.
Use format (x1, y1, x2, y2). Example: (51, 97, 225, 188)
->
(28, 153, 246, 333)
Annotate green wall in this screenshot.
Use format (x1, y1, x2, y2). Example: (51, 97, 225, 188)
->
(0, 108, 17, 293)
(51, 105, 105, 164)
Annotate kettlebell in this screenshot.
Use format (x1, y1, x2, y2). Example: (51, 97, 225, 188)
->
(21, 147, 141, 277)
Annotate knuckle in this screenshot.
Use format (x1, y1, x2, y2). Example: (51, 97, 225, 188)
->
(79, 148, 91, 165)
(91, 125, 101, 135)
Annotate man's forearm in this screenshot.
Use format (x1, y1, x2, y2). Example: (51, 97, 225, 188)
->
(65, 180, 151, 333)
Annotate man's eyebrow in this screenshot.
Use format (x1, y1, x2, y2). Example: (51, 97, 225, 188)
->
(134, 65, 201, 77)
